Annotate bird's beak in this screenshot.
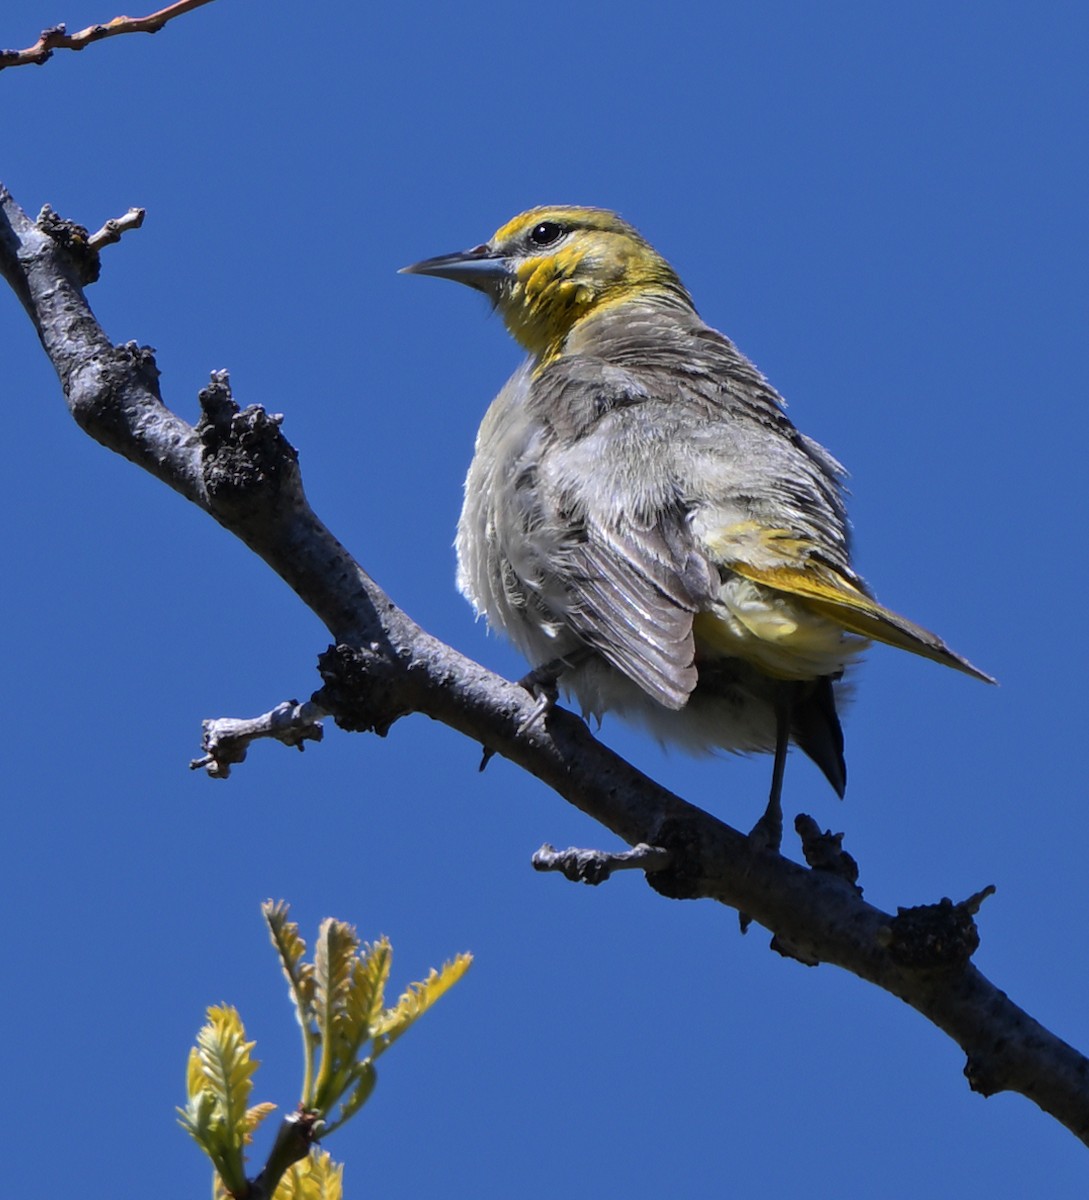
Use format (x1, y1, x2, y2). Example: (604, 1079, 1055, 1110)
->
(399, 244, 511, 293)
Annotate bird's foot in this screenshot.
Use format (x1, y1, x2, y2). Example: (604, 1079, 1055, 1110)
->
(748, 795, 784, 856)
(740, 774, 786, 932)
(739, 799, 783, 933)
(515, 659, 564, 735)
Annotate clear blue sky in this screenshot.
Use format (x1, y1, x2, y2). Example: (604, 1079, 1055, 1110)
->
(4, 2, 1088, 1195)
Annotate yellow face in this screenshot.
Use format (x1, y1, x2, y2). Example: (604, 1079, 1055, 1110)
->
(404, 206, 691, 358)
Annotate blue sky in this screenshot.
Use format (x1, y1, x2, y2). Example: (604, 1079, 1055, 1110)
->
(4, 1, 1088, 1195)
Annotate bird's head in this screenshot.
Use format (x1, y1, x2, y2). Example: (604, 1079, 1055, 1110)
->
(401, 206, 692, 360)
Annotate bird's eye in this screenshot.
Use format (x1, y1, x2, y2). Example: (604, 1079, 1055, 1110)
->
(528, 221, 566, 247)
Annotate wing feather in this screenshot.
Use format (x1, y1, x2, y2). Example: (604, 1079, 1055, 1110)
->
(556, 521, 706, 709)
(731, 561, 995, 683)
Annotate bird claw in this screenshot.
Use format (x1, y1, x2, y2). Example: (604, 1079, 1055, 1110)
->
(517, 693, 553, 735)
(515, 659, 567, 734)
(518, 660, 562, 695)
(516, 679, 557, 735)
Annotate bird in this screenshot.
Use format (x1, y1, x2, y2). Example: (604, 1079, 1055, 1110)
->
(402, 206, 993, 846)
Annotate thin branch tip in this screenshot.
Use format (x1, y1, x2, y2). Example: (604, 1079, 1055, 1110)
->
(0, 1, 217, 71)
(961, 884, 997, 915)
(88, 207, 145, 250)
(532, 841, 673, 885)
(191, 699, 326, 779)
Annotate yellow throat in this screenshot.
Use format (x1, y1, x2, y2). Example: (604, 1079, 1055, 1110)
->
(402, 205, 694, 361)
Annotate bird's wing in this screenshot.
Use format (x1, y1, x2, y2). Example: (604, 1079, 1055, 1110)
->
(527, 327, 993, 698)
(730, 557, 995, 683)
(548, 514, 711, 709)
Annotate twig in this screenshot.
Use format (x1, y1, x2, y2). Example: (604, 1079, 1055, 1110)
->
(532, 841, 674, 885)
(191, 700, 326, 779)
(87, 207, 145, 250)
(0, 0, 216, 70)
(248, 1110, 322, 1200)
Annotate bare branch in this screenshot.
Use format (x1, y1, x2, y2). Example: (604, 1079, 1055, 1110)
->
(0, 0, 216, 70)
(532, 842, 674, 885)
(249, 1110, 322, 1200)
(191, 700, 327, 779)
(3, 184, 1089, 1147)
(87, 207, 145, 251)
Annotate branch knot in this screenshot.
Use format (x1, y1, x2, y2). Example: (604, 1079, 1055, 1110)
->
(37, 204, 100, 284)
(641, 815, 708, 901)
(316, 643, 409, 737)
(197, 371, 299, 515)
(881, 888, 995, 972)
(795, 814, 861, 892)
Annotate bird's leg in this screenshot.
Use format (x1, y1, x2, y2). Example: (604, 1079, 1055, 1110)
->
(518, 658, 563, 701)
(516, 663, 560, 734)
(515, 650, 588, 734)
(480, 660, 561, 768)
(481, 653, 587, 768)
(749, 690, 792, 853)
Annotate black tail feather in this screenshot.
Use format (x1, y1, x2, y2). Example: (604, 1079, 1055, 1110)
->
(790, 676, 846, 798)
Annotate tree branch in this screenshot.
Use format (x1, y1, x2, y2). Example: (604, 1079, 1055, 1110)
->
(4, 184, 1088, 1147)
(191, 699, 326, 779)
(248, 1110, 322, 1200)
(532, 841, 675, 885)
(87, 206, 146, 250)
(0, 0, 216, 70)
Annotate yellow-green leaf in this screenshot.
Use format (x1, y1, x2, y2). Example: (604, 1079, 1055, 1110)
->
(178, 1004, 261, 1195)
(194, 1005, 260, 1134)
(176, 1086, 216, 1149)
(324, 1060, 377, 1134)
(272, 1150, 344, 1200)
(185, 1045, 205, 1102)
(344, 937, 391, 1050)
(372, 953, 472, 1057)
(265, 899, 320, 1103)
(243, 1101, 278, 1144)
(314, 920, 359, 1036)
(311, 919, 361, 1109)
(264, 900, 316, 1020)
